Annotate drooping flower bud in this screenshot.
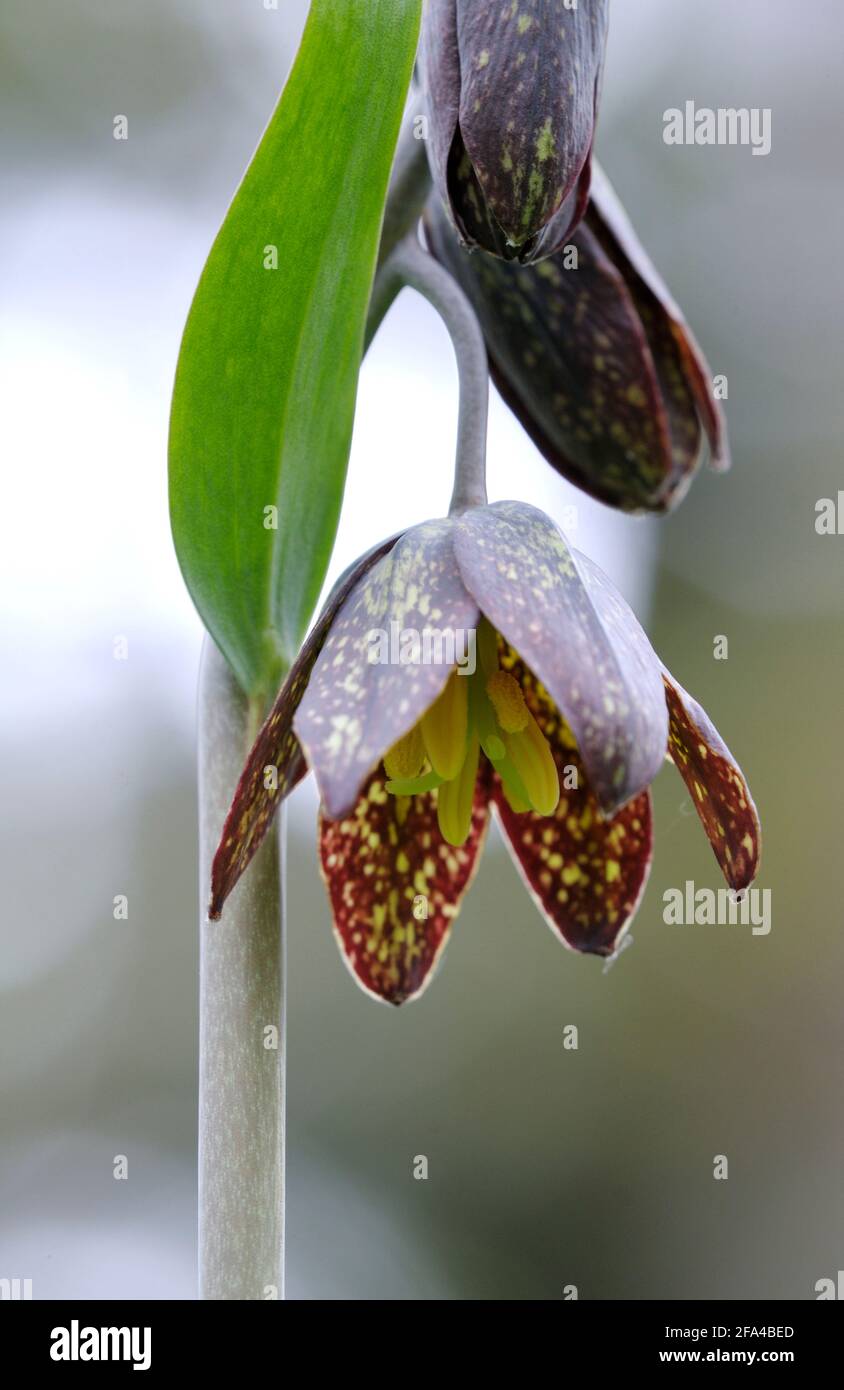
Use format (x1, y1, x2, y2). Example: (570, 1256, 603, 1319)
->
(421, 0, 610, 263)
(425, 164, 729, 512)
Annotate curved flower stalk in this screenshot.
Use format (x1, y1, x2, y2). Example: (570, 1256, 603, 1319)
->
(425, 165, 729, 512)
(209, 500, 760, 1006)
(421, 0, 609, 263)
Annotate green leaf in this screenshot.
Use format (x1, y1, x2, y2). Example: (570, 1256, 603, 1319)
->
(169, 0, 422, 698)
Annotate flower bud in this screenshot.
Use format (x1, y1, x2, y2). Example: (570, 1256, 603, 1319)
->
(425, 165, 729, 511)
(421, 0, 609, 263)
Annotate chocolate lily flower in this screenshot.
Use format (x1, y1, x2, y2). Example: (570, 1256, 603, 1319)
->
(421, 0, 609, 263)
(210, 502, 759, 1005)
(425, 165, 729, 512)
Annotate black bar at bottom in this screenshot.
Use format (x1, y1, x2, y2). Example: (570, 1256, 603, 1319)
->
(0, 1298, 840, 1373)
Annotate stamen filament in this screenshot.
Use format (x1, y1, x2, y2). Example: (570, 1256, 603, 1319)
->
(437, 735, 480, 846)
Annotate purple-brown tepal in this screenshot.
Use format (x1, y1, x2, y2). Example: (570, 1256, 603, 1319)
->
(420, 0, 610, 263)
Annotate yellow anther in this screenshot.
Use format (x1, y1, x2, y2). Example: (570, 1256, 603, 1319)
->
(503, 712, 560, 817)
(383, 723, 425, 782)
(486, 670, 530, 733)
(383, 629, 560, 836)
(421, 669, 468, 780)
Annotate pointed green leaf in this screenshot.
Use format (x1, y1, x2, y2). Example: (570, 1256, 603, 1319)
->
(169, 0, 422, 698)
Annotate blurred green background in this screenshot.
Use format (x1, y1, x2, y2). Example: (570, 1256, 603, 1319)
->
(1, 0, 842, 1299)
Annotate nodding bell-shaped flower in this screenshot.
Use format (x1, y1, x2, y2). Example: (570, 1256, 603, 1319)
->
(425, 165, 730, 513)
(421, 0, 610, 263)
(209, 502, 760, 1006)
(209, 505, 761, 1006)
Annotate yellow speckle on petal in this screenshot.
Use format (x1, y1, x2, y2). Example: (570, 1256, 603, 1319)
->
(535, 115, 554, 160)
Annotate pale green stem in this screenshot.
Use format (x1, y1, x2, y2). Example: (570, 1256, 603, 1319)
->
(197, 638, 286, 1300)
(365, 83, 490, 513)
